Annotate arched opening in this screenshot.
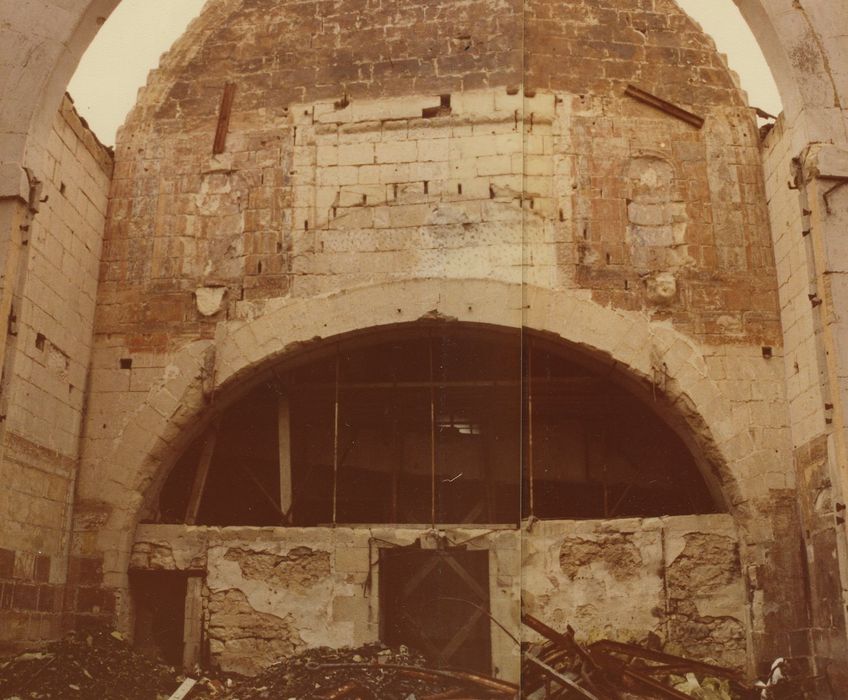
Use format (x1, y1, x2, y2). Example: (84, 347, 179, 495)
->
(153, 322, 720, 528)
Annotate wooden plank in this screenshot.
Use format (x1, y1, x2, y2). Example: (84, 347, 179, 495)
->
(182, 576, 203, 671)
(524, 654, 600, 700)
(168, 678, 197, 700)
(213, 83, 237, 154)
(236, 460, 288, 522)
(624, 84, 704, 129)
(443, 554, 489, 603)
(278, 395, 293, 520)
(439, 608, 484, 666)
(185, 420, 219, 525)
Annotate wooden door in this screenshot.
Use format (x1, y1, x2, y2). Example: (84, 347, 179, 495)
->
(380, 547, 491, 674)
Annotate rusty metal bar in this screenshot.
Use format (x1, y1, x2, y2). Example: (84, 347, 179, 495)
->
(213, 83, 237, 154)
(429, 334, 437, 527)
(618, 667, 694, 700)
(528, 345, 535, 515)
(589, 639, 744, 681)
(524, 654, 601, 700)
(521, 615, 620, 699)
(624, 84, 704, 129)
(332, 347, 340, 525)
(289, 376, 603, 391)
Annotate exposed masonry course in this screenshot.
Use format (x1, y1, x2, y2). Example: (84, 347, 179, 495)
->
(67, 0, 802, 682)
(0, 95, 111, 649)
(1, 0, 848, 695)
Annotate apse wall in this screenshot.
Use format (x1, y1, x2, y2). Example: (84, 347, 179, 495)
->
(0, 0, 780, 680)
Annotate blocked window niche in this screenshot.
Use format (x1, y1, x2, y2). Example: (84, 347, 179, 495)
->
(155, 323, 720, 527)
(130, 571, 204, 671)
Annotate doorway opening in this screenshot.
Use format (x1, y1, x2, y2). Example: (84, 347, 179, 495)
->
(380, 544, 492, 674)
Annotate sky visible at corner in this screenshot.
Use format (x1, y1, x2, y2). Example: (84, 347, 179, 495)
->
(67, 0, 782, 147)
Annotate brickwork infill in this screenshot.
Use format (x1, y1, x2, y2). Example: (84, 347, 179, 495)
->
(99, 0, 778, 352)
(76, 0, 799, 675)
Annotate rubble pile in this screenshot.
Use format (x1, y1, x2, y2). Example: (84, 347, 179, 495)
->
(0, 618, 808, 699)
(0, 627, 181, 700)
(521, 614, 763, 700)
(191, 643, 517, 699)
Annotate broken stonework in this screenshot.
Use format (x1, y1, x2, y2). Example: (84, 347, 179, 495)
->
(559, 533, 643, 581)
(195, 287, 227, 317)
(666, 532, 746, 669)
(207, 588, 305, 675)
(223, 546, 330, 589)
(523, 515, 746, 669)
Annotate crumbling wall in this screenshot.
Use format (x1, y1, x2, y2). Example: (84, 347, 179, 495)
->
(131, 517, 746, 679)
(0, 95, 111, 650)
(522, 515, 747, 670)
(92, 0, 778, 347)
(132, 525, 522, 680)
(70, 0, 804, 674)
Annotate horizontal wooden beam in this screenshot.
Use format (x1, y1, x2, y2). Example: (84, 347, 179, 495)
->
(624, 84, 704, 128)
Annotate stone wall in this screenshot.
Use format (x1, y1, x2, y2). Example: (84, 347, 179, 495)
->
(132, 515, 745, 680)
(0, 95, 112, 650)
(1, 0, 848, 688)
(761, 111, 848, 688)
(523, 515, 747, 670)
(96, 0, 778, 348)
(131, 524, 522, 680)
(71, 0, 802, 671)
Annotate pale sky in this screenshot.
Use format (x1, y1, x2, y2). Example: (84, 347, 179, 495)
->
(67, 0, 782, 146)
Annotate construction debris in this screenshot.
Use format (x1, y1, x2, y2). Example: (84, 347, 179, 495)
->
(0, 616, 810, 699)
(0, 626, 182, 699)
(189, 643, 517, 699)
(520, 613, 756, 700)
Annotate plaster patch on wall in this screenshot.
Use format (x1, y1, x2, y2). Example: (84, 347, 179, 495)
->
(523, 516, 746, 666)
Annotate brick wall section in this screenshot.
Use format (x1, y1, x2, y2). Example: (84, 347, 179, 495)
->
(525, 0, 747, 109)
(0, 95, 112, 649)
(74, 0, 800, 672)
(96, 0, 779, 351)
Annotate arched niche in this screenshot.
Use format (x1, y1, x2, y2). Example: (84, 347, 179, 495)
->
(147, 322, 723, 528)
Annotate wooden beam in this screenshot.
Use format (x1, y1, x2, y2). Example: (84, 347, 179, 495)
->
(236, 460, 288, 522)
(213, 83, 237, 154)
(168, 678, 197, 700)
(182, 576, 203, 671)
(290, 376, 602, 391)
(185, 420, 220, 525)
(624, 84, 705, 129)
(278, 394, 293, 521)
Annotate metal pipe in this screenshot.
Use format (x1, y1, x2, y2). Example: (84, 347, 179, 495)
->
(332, 347, 340, 525)
(527, 337, 535, 516)
(524, 654, 601, 700)
(429, 334, 437, 527)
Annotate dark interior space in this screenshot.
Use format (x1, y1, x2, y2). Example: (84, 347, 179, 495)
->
(129, 571, 188, 667)
(157, 323, 720, 526)
(380, 545, 492, 674)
